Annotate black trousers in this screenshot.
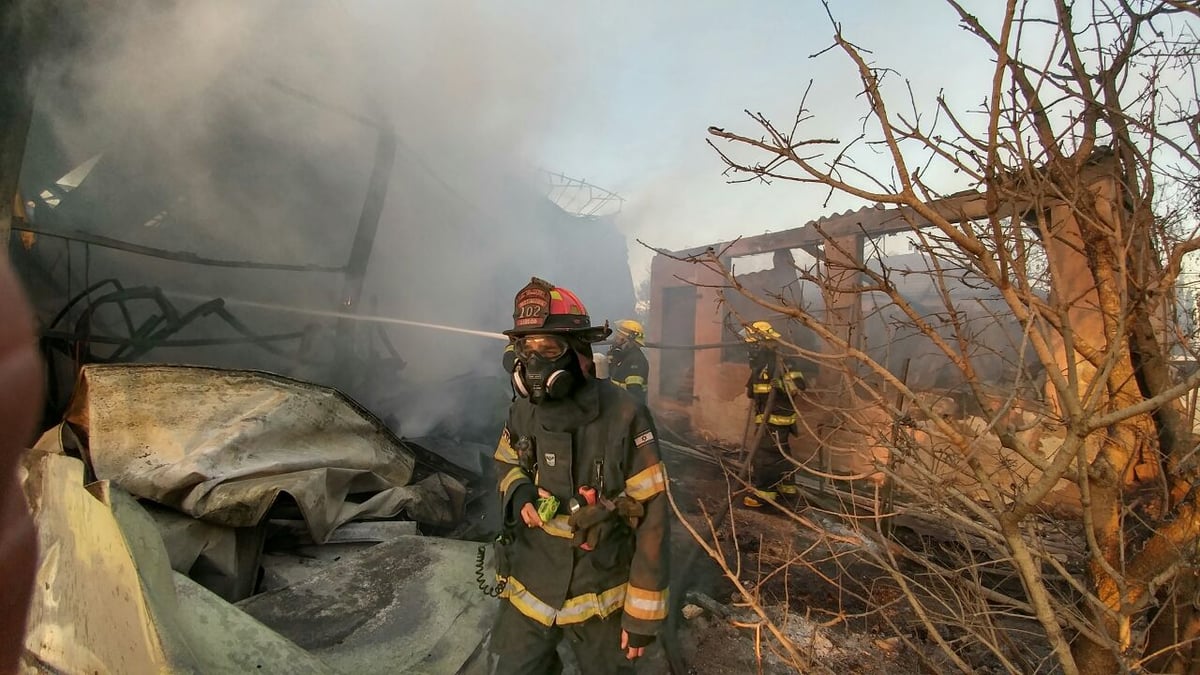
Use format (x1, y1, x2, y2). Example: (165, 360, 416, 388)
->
(749, 392, 795, 491)
(750, 424, 793, 492)
(489, 601, 636, 675)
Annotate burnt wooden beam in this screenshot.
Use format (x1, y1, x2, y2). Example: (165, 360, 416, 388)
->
(13, 221, 346, 272)
(334, 128, 397, 380)
(667, 193, 1021, 260)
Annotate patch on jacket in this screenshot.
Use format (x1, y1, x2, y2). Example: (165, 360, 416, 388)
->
(544, 453, 557, 467)
(634, 430, 654, 448)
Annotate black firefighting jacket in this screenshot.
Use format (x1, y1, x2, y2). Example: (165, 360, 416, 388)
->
(608, 342, 649, 406)
(493, 378, 670, 636)
(746, 345, 806, 426)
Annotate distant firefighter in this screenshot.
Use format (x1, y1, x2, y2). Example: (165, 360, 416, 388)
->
(608, 319, 649, 407)
(742, 320, 806, 508)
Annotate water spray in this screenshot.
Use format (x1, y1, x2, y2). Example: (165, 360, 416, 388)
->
(168, 292, 508, 341)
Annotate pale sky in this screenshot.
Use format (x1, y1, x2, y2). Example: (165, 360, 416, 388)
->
(47, 0, 1021, 289)
(501, 1, 1007, 281)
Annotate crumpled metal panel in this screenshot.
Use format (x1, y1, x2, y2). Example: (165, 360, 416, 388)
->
(19, 450, 335, 674)
(238, 535, 498, 674)
(105, 483, 333, 674)
(21, 452, 171, 673)
(67, 364, 461, 542)
(170, 572, 334, 674)
(145, 503, 266, 602)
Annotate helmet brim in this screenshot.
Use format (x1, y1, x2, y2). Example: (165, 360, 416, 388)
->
(504, 325, 612, 343)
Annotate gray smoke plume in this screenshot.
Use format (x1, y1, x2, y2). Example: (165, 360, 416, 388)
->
(16, 0, 635, 439)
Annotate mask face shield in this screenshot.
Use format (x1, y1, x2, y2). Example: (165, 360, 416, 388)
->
(512, 333, 579, 403)
(515, 334, 570, 361)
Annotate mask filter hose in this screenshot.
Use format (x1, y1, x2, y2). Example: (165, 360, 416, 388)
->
(512, 362, 530, 398)
(544, 368, 574, 399)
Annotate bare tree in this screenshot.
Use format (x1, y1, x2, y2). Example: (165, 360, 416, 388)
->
(675, 1, 1200, 673)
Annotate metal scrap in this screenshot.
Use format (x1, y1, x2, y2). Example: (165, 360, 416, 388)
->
(238, 535, 498, 674)
(20, 451, 334, 674)
(66, 363, 464, 543)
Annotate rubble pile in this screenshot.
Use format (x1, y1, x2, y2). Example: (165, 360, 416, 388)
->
(20, 363, 501, 674)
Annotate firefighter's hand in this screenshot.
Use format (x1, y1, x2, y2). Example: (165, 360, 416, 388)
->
(519, 488, 554, 528)
(621, 629, 654, 660)
(612, 495, 645, 521)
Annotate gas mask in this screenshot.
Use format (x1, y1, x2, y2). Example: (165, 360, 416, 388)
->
(512, 334, 580, 403)
(611, 333, 630, 354)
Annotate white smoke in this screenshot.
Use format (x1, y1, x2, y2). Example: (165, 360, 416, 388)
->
(19, 0, 635, 438)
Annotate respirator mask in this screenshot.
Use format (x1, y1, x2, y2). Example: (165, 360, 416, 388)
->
(610, 332, 630, 354)
(512, 334, 579, 403)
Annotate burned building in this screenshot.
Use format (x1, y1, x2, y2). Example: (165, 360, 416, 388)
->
(12, 70, 635, 439)
(647, 203, 1044, 472)
(6, 10, 639, 672)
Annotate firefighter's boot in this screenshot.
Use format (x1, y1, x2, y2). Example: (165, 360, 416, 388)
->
(742, 489, 776, 509)
(776, 482, 801, 510)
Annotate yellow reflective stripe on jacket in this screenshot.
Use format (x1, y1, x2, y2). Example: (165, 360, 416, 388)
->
(501, 577, 627, 627)
(540, 515, 573, 539)
(622, 375, 646, 387)
(500, 577, 560, 627)
(624, 584, 669, 622)
(625, 462, 667, 501)
(786, 370, 804, 380)
(752, 383, 772, 394)
(494, 428, 518, 464)
(613, 379, 628, 389)
(556, 583, 627, 625)
(755, 413, 797, 426)
(499, 466, 527, 495)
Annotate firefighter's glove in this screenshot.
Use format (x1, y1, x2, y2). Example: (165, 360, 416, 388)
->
(611, 495, 645, 528)
(567, 503, 614, 550)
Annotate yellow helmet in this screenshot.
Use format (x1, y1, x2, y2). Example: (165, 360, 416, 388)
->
(744, 320, 780, 343)
(616, 319, 645, 345)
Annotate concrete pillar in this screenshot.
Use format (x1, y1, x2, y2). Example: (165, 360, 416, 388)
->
(820, 233, 864, 402)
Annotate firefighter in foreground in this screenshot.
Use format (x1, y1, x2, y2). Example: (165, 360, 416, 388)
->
(742, 320, 806, 508)
(607, 319, 649, 406)
(0, 256, 41, 672)
(490, 277, 670, 673)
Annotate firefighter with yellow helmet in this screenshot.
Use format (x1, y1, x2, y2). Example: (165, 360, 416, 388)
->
(490, 278, 670, 672)
(742, 319, 806, 508)
(608, 319, 650, 406)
